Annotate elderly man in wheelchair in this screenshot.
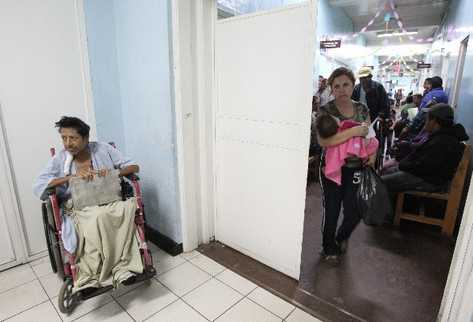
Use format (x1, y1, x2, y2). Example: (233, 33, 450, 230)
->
(33, 116, 155, 308)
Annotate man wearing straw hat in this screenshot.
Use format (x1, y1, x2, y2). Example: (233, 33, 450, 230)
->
(352, 66, 390, 121)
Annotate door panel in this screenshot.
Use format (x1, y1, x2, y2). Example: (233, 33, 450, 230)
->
(0, 0, 93, 256)
(215, 4, 315, 278)
(0, 112, 26, 270)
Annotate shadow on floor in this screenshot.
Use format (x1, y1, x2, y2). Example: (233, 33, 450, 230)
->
(299, 182, 455, 322)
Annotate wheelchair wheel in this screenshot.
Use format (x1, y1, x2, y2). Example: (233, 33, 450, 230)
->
(42, 203, 57, 274)
(58, 278, 78, 314)
(44, 201, 65, 279)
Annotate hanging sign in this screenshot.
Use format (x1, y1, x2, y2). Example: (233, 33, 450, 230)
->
(417, 62, 432, 69)
(320, 40, 341, 49)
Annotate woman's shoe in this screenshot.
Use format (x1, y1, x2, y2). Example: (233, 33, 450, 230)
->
(320, 250, 340, 266)
(337, 240, 348, 254)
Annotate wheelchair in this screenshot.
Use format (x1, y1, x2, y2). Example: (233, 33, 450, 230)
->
(372, 112, 395, 172)
(41, 146, 156, 314)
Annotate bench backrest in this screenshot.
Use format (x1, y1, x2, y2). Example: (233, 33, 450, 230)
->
(450, 144, 472, 195)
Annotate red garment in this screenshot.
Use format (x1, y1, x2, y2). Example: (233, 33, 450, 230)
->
(324, 120, 378, 185)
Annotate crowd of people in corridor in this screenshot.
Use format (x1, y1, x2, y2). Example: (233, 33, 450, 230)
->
(311, 66, 469, 264)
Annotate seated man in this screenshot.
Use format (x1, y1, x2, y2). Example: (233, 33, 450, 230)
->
(382, 104, 468, 207)
(33, 116, 143, 292)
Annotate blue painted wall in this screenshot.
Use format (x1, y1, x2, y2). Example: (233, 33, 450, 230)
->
(83, 0, 125, 150)
(218, 0, 306, 14)
(84, 0, 182, 243)
(437, 0, 473, 142)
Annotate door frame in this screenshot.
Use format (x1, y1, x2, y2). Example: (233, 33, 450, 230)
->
(171, 1, 473, 319)
(170, 0, 217, 251)
(449, 35, 469, 109)
(438, 179, 473, 321)
(0, 103, 28, 270)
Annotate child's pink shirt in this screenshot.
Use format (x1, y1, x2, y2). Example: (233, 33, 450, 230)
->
(324, 120, 378, 185)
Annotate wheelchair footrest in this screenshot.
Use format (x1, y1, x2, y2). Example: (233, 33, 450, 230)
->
(78, 285, 114, 301)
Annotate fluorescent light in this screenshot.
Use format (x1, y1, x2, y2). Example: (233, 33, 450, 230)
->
(377, 31, 419, 38)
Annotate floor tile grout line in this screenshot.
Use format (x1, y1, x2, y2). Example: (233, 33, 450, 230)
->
(0, 277, 39, 296)
(186, 257, 226, 277)
(214, 274, 258, 297)
(36, 271, 66, 322)
(151, 278, 212, 322)
(0, 264, 39, 295)
(195, 254, 298, 319)
(178, 297, 212, 322)
(246, 293, 294, 321)
(1, 299, 50, 322)
(284, 306, 297, 321)
(210, 295, 247, 321)
(140, 297, 181, 322)
(49, 297, 65, 322)
(67, 296, 116, 322)
(28, 259, 64, 322)
(147, 250, 294, 321)
(158, 252, 287, 321)
(154, 259, 188, 278)
(111, 294, 138, 322)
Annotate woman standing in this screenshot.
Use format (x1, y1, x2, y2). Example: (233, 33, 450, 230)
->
(316, 67, 374, 264)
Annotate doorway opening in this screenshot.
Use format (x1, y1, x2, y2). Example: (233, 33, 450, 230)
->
(300, 3, 471, 322)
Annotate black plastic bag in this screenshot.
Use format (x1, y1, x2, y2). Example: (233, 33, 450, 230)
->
(356, 167, 393, 226)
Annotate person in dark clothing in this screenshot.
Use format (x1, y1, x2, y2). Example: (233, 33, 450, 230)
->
(352, 66, 390, 121)
(316, 67, 371, 264)
(419, 76, 448, 109)
(400, 76, 449, 139)
(382, 103, 469, 201)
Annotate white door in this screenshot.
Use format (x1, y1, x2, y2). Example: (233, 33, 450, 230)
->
(215, 3, 315, 279)
(450, 36, 469, 109)
(0, 112, 26, 270)
(0, 0, 95, 257)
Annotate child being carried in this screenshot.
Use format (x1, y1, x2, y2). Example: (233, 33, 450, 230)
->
(316, 114, 378, 185)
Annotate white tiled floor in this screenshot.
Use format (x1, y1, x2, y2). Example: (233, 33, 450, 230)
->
(0, 247, 323, 322)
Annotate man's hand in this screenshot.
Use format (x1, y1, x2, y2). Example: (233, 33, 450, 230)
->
(97, 169, 109, 177)
(76, 168, 95, 181)
(399, 127, 409, 140)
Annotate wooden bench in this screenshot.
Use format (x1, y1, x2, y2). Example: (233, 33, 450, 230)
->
(394, 144, 472, 237)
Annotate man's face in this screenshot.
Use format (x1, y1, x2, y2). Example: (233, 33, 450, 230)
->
(413, 95, 422, 107)
(360, 76, 372, 91)
(60, 128, 88, 156)
(424, 81, 432, 91)
(319, 78, 327, 90)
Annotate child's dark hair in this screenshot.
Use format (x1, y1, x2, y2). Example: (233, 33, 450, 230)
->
(316, 114, 339, 139)
(55, 116, 90, 137)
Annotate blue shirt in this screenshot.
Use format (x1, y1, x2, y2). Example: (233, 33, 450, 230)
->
(420, 88, 449, 109)
(33, 141, 136, 200)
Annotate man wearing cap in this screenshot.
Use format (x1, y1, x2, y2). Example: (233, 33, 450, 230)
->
(352, 66, 390, 121)
(382, 103, 468, 203)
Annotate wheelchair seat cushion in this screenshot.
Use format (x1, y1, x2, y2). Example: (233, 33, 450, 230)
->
(70, 169, 121, 210)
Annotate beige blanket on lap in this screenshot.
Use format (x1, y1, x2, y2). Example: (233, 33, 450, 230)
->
(72, 197, 144, 292)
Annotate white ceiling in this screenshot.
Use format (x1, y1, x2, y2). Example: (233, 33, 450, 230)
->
(329, 0, 450, 46)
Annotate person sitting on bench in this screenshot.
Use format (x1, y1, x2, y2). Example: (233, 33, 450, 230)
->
(381, 103, 468, 211)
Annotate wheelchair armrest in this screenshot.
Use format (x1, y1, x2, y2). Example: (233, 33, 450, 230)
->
(125, 173, 140, 181)
(40, 187, 57, 201)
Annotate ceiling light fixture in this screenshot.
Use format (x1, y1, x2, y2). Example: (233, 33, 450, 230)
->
(377, 31, 419, 38)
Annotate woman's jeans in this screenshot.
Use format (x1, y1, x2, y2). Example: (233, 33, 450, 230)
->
(321, 166, 362, 255)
